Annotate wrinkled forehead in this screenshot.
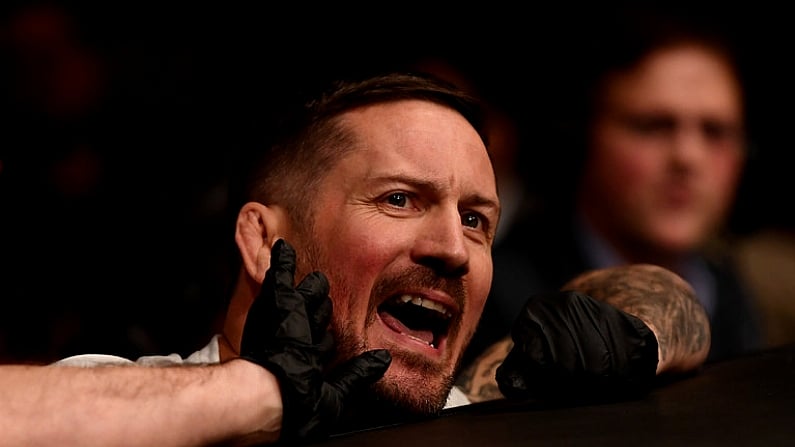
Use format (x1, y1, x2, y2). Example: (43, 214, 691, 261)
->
(335, 99, 498, 198)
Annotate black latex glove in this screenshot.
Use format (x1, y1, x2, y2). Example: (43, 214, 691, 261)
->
(240, 239, 392, 443)
(496, 291, 658, 404)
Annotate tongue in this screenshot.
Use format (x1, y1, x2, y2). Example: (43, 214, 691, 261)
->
(380, 312, 434, 345)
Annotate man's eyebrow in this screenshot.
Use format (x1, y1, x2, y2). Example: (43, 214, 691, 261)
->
(369, 174, 439, 191)
(463, 194, 501, 218)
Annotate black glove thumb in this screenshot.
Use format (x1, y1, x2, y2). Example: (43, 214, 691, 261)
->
(296, 349, 392, 440)
(326, 349, 392, 396)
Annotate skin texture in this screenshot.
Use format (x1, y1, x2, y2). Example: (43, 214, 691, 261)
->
(456, 264, 710, 403)
(579, 43, 746, 268)
(225, 99, 500, 414)
(0, 358, 283, 447)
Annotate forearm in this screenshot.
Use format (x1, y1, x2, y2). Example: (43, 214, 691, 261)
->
(562, 264, 711, 374)
(459, 265, 710, 403)
(0, 358, 282, 447)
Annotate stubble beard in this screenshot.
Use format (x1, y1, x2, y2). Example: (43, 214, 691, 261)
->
(332, 317, 456, 416)
(293, 230, 456, 416)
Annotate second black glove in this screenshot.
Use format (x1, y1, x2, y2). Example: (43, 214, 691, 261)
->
(496, 290, 658, 404)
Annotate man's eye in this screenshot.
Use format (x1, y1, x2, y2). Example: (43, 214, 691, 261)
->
(462, 213, 481, 229)
(631, 119, 673, 135)
(386, 192, 408, 208)
(702, 120, 743, 147)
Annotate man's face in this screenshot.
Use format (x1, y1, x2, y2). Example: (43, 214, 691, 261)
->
(582, 44, 745, 257)
(295, 99, 499, 414)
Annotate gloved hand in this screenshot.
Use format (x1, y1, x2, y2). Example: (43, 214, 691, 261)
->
(241, 239, 391, 443)
(496, 291, 658, 404)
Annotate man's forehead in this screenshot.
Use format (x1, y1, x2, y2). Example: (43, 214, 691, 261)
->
(336, 103, 494, 188)
(338, 100, 487, 155)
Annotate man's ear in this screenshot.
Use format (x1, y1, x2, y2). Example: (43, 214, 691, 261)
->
(235, 202, 289, 282)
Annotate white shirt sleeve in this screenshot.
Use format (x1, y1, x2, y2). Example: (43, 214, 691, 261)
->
(51, 335, 222, 367)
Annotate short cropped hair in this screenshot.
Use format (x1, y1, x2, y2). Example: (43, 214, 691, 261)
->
(242, 71, 488, 229)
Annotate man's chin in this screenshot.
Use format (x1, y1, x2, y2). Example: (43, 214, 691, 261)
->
(331, 377, 448, 437)
(331, 321, 457, 415)
(373, 380, 448, 416)
(375, 355, 455, 416)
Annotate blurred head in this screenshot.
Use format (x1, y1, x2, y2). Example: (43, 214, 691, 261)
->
(576, 14, 747, 267)
(233, 73, 500, 415)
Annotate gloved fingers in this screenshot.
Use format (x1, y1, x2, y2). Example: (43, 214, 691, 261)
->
(506, 304, 555, 387)
(243, 241, 297, 337)
(563, 291, 656, 377)
(310, 298, 333, 346)
(497, 314, 562, 400)
(294, 349, 391, 444)
(326, 349, 392, 396)
(296, 270, 330, 298)
(303, 281, 333, 358)
(518, 291, 612, 373)
(298, 271, 333, 342)
(497, 347, 587, 402)
(265, 239, 297, 295)
(316, 332, 335, 363)
(560, 292, 614, 373)
(259, 240, 321, 343)
(510, 316, 550, 366)
(495, 349, 533, 399)
(601, 310, 659, 392)
(502, 290, 659, 403)
(513, 295, 576, 371)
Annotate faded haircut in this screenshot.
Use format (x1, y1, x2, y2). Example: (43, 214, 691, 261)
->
(242, 71, 489, 230)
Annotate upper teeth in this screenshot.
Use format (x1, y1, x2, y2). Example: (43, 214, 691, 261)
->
(396, 295, 452, 318)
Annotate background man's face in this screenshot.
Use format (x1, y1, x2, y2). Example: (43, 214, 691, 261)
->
(584, 44, 745, 257)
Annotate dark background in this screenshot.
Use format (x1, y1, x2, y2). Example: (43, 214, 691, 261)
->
(1, 2, 793, 362)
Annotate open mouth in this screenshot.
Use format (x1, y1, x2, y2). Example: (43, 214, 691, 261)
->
(377, 295, 454, 349)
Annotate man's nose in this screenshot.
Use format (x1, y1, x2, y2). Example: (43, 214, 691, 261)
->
(670, 124, 708, 166)
(411, 208, 470, 277)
